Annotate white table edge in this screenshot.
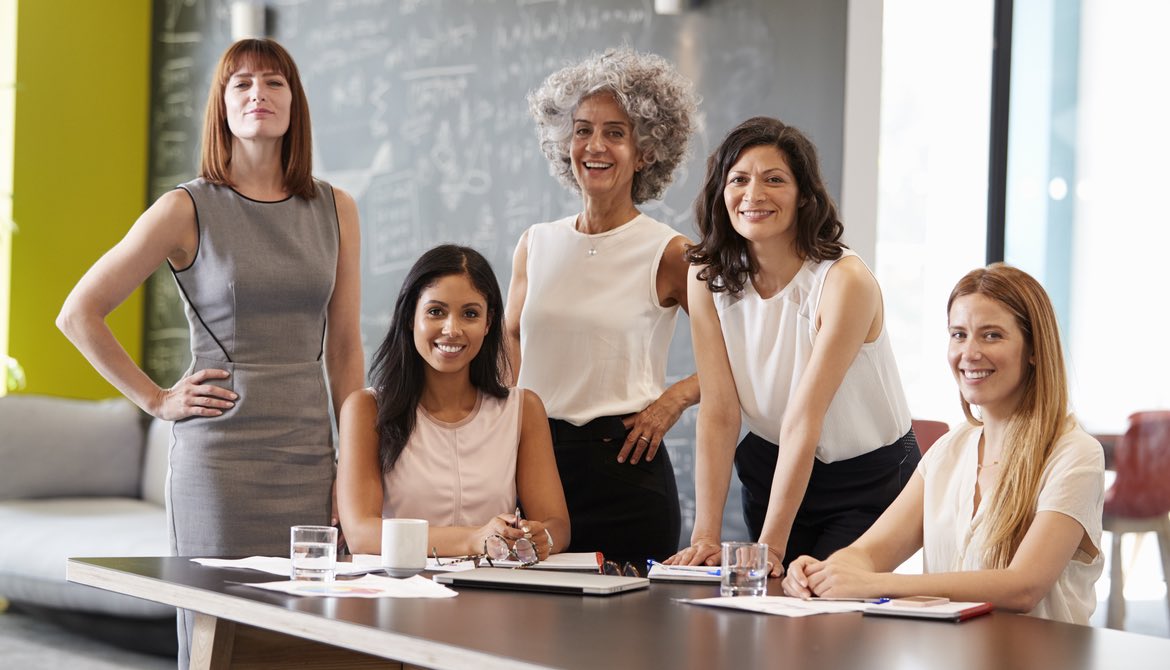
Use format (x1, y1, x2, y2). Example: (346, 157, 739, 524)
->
(66, 558, 554, 670)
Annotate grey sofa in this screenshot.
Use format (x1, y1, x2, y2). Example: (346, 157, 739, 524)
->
(0, 394, 174, 638)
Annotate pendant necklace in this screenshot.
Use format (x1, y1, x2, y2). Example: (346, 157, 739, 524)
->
(577, 219, 618, 257)
(977, 431, 1000, 470)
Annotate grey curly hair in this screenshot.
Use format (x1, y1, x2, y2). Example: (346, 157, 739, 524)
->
(527, 48, 698, 204)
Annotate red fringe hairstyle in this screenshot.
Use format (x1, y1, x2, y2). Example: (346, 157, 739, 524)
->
(199, 39, 316, 200)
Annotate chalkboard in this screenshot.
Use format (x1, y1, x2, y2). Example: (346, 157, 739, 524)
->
(145, 0, 849, 547)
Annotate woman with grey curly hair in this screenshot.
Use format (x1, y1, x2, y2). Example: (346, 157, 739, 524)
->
(503, 48, 698, 563)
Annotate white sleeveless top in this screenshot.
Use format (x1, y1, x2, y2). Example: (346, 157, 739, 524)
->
(712, 250, 910, 463)
(517, 214, 681, 425)
(382, 389, 523, 527)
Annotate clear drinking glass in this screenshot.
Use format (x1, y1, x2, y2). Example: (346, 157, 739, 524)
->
(290, 525, 337, 581)
(720, 541, 768, 597)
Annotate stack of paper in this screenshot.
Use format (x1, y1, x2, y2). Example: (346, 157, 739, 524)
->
(680, 596, 870, 617)
(477, 551, 603, 571)
(647, 562, 722, 583)
(191, 553, 476, 576)
(242, 574, 458, 598)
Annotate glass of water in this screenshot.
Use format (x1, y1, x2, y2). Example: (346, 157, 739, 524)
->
(720, 541, 768, 597)
(290, 525, 338, 581)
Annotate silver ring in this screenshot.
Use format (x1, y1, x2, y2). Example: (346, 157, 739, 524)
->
(544, 528, 554, 549)
(638, 436, 650, 443)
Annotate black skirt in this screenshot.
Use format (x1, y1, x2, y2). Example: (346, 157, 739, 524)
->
(735, 429, 921, 566)
(549, 416, 682, 564)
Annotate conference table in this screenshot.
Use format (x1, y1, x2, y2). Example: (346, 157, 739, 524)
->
(68, 556, 1170, 670)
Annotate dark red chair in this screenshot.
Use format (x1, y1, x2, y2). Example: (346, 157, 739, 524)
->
(911, 419, 950, 455)
(1102, 410, 1170, 629)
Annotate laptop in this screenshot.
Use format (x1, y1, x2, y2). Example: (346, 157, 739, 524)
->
(433, 567, 649, 596)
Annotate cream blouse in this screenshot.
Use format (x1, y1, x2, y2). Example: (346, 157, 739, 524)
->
(918, 420, 1104, 624)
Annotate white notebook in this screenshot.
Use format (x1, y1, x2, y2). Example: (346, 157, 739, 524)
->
(477, 551, 603, 571)
(647, 562, 722, 583)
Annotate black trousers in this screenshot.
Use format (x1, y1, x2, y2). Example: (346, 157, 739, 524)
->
(734, 429, 920, 566)
(549, 417, 682, 564)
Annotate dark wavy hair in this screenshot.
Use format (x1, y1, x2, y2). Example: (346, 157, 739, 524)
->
(368, 245, 510, 474)
(687, 117, 845, 294)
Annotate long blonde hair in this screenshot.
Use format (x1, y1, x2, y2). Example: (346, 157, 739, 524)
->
(947, 264, 1070, 569)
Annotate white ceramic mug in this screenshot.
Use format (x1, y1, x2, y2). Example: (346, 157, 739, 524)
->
(381, 518, 428, 577)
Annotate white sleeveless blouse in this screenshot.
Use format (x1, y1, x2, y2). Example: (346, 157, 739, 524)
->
(712, 250, 911, 463)
(517, 214, 681, 425)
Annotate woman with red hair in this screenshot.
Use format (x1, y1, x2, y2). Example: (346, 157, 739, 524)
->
(58, 39, 363, 664)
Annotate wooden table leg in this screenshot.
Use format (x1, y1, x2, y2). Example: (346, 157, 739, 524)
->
(190, 612, 236, 670)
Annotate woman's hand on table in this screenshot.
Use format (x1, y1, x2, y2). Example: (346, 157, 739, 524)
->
(787, 556, 877, 598)
(665, 539, 722, 567)
(782, 556, 820, 597)
(765, 546, 786, 577)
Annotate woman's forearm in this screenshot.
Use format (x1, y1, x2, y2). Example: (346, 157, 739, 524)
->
(690, 405, 739, 542)
(757, 422, 820, 556)
(57, 307, 164, 415)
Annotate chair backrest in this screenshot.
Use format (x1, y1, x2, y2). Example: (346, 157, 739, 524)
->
(1105, 410, 1170, 518)
(911, 419, 949, 455)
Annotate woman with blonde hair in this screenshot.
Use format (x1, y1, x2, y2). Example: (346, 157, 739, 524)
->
(58, 39, 362, 663)
(782, 264, 1104, 624)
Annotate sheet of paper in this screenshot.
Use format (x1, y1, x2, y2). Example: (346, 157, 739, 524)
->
(478, 551, 603, 570)
(647, 562, 721, 582)
(679, 596, 869, 617)
(192, 554, 474, 576)
(241, 574, 458, 598)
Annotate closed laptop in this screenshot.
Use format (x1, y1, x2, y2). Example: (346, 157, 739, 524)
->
(433, 567, 648, 596)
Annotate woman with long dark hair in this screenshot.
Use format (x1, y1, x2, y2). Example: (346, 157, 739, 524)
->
(337, 245, 569, 558)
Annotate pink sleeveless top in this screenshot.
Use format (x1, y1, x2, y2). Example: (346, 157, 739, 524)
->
(382, 389, 523, 527)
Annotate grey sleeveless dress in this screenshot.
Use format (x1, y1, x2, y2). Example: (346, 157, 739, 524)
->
(169, 178, 339, 666)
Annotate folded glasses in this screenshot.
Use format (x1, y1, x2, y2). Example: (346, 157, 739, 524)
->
(484, 534, 539, 567)
(601, 560, 642, 578)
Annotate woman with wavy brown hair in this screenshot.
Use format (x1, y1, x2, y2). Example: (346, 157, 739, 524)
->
(783, 264, 1104, 625)
(667, 116, 918, 575)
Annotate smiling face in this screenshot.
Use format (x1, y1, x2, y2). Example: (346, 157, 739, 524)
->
(722, 144, 801, 249)
(223, 60, 292, 142)
(569, 92, 643, 205)
(948, 292, 1033, 423)
(413, 273, 490, 377)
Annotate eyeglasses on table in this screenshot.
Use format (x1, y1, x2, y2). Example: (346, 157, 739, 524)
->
(601, 560, 642, 578)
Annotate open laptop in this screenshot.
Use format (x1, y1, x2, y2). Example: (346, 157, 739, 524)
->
(433, 567, 649, 596)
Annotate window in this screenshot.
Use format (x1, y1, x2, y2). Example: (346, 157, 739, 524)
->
(1004, 0, 1170, 432)
(875, 0, 993, 427)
